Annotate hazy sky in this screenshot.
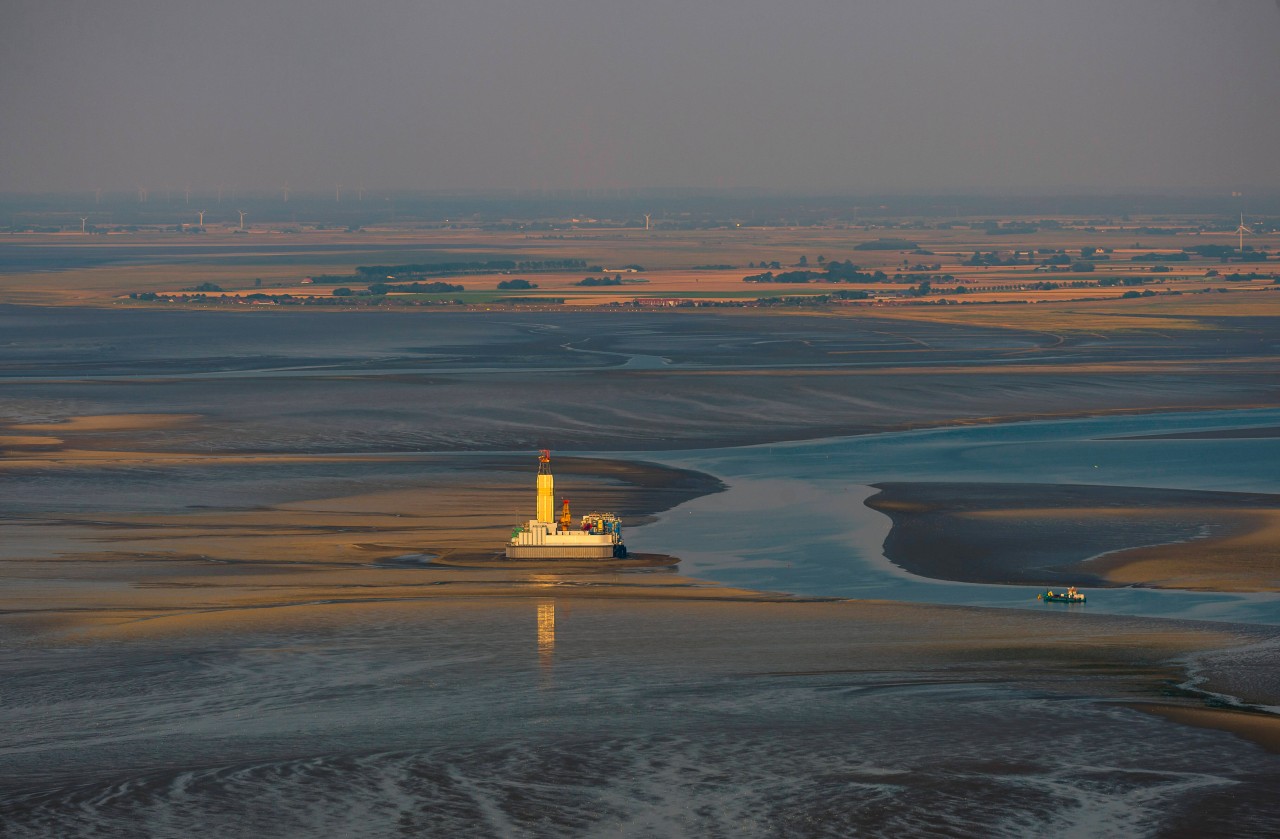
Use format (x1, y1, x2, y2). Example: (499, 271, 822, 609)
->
(3, 0, 1278, 194)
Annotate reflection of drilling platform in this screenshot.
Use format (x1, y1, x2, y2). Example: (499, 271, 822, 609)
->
(507, 450, 627, 559)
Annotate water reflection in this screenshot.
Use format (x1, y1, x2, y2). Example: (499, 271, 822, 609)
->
(537, 601, 555, 676)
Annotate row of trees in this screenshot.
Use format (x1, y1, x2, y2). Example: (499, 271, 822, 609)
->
(334, 279, 536, 295)
(756, 289, 870, 307)
(353, 259, 589, 279)
(365, 281, 464, 294)
(743, 260, 892, 284)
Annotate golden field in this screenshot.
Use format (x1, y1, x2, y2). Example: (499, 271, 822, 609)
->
(3, 219, 1275, 323)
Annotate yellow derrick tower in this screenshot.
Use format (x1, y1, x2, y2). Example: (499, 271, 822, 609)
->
(537, 449, 555, 524)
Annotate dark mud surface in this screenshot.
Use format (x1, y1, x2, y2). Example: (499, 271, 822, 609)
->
(2, 306, 1276, 453)
(866, 482, 1280, 587)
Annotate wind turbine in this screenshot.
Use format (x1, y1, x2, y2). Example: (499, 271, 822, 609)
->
(644, 213, 651, 231)
(80, 217, 89, 234)
(335, 183, 342, 203)
(184, 185, 191, 205)
(94, 188, 102, 205)
(137, 186, 149, 203)
(1236, 213, 1252, 253)
(282, 182, 290, 202)
(197, 210, 206, 228)
(238, 210, 247, 230)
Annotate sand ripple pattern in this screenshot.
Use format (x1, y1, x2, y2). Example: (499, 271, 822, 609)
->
(5, 706, 1278, 838)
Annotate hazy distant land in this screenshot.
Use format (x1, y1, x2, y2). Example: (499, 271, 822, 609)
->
(0, 201, 1276, 314)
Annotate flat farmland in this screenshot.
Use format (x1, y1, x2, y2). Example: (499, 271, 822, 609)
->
(1, 218, 1274, 311)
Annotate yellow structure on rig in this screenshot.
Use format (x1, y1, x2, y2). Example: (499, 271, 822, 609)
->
(507, 450, 627, 560)
(536, 449, 555, 524)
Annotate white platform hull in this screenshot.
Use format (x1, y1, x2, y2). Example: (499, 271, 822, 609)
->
(505, 544, 617, 559)
(507, 518, 623, 560)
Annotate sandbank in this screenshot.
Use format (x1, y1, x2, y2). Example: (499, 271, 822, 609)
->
(1132, 704, 1280, 755)
(0, 435, 63, 449)
(0, 452, 728, 637)
(867, 482, 1280, 592)
(9, 413, 200, 432)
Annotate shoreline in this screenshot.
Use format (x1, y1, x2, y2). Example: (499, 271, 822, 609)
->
(426, 552, 681, 570)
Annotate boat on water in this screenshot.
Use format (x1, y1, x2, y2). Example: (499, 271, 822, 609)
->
(1038, 586, 1086, 603)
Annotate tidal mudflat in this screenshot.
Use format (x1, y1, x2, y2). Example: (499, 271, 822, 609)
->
(2, 303, 1276, 452)
(4, 598, 1278, 838)
(867, 482, 1280, 592)
(2, 305, 1278, 836)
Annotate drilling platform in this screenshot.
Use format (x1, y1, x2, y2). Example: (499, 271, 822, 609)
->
(506, 450, 627, 559)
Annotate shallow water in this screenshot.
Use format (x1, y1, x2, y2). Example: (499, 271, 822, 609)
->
(638, 409, 1280, 625)
(3, 602, 1278, 838)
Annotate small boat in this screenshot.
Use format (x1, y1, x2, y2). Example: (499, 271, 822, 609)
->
(1038, 586, 1086, 603)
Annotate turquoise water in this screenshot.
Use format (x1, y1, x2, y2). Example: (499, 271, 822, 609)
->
(637, 409, 1280, 625)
